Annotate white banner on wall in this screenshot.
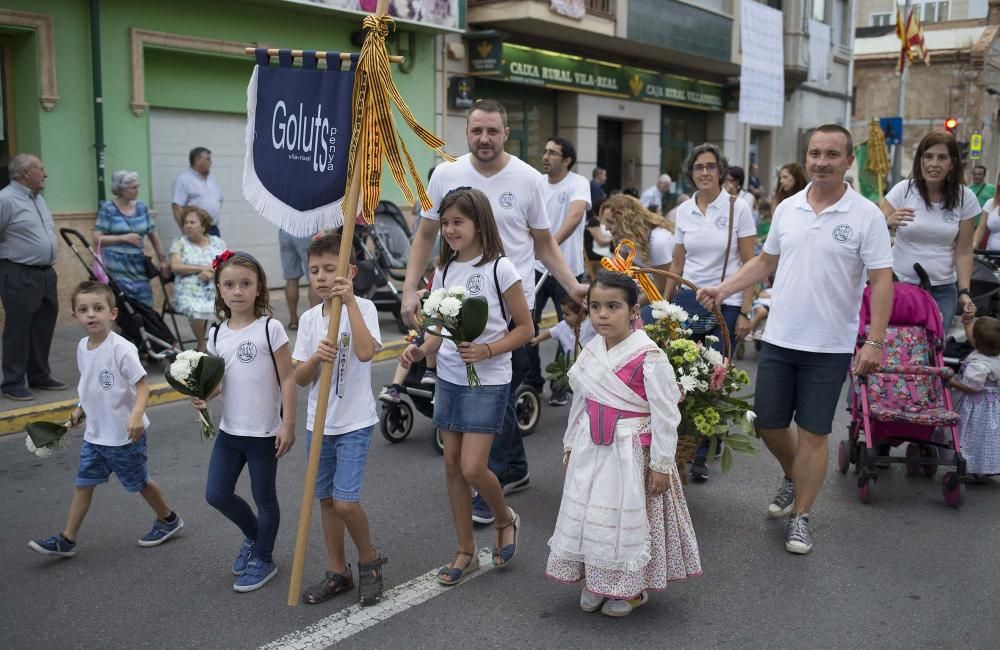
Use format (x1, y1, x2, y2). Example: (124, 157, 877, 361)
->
(807, 19, 831, 86)
(739, 0, 784, 127)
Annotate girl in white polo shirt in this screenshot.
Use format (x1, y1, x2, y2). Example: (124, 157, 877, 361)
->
(882, 132, 980, 331)
(401, 187, 533, 585)
(197, 251, 296, 593)
(667, 143, 757, 354)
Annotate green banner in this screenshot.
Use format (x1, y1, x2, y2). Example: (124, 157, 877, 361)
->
(469, 40, 726, 112)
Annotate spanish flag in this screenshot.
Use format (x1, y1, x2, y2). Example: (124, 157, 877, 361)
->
(897, 7, 931, 73)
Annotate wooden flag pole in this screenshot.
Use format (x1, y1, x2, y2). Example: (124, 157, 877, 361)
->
(285, 0, 387, 607)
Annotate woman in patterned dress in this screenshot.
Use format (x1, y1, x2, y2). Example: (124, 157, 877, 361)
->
(545, 271, 701, 618)
(94, 170, 169, 306)
(169, 207, 227, 350)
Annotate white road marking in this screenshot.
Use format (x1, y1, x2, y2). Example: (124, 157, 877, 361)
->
(261, 549, 496, 649)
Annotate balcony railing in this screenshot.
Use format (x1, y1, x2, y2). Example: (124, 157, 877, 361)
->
(468, 0, 616, 19)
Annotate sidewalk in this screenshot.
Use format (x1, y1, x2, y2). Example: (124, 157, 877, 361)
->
(0, 290, 557, 436)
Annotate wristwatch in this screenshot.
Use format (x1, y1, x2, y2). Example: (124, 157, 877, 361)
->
(742, 310, 753, 320)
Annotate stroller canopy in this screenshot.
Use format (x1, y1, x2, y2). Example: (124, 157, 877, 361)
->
(858, 282, 944, 343)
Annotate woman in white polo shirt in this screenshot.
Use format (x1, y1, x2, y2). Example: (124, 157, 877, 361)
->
(666, 143, 757, 351)
(882, 132, 980, 331)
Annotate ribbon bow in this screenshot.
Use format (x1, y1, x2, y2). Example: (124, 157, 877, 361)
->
(211, 249, 235, 271)
(601, 240, 664, 303)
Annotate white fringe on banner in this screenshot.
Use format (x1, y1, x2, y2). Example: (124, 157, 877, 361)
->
(242, 66, 349, 237)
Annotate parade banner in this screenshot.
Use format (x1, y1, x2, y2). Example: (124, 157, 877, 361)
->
(739, 0, 784, 127)
(243, 49, 356, 237)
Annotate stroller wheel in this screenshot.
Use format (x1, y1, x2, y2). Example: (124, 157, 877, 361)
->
(904, 443, 921, 477)
(515, 385, 542, 436)
(379, 401, 414, 443)
(942, 471, 965, 508)
(837, 440, 851, 474)
(431, 427, 444, 455)
(920, 445, 939, 478)
(857, 476, 875, 504)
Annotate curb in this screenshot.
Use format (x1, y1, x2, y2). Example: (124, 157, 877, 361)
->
(0, 313, 559, 437)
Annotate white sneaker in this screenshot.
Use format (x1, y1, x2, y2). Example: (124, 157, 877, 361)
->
(600, 591, 649, 617)
(580, 588, 607, 613)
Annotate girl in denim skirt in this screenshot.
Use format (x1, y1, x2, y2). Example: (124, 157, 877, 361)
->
(401, 187, 533, 585)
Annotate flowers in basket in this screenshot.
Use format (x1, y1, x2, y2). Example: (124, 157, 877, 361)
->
(645, 301, 758, 471)
(421, 286, 489, 386)
(165, 350, 226, 439)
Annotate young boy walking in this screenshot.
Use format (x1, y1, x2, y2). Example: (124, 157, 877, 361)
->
(293, 235, 388, 606)
(29, 281, 182, 557)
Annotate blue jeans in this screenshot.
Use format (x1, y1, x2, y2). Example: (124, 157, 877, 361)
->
(75, 434, 150, 493)
(205, 431, 280, 563)
(488, 343, 529, 484)
(926, 282, 958, 334)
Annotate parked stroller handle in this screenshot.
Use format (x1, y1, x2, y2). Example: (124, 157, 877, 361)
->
(973, 249, 1000, 258)
(60, 227, 94, 250)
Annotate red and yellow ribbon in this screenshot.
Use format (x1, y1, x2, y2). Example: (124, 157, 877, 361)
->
(601, 239, 663, 303)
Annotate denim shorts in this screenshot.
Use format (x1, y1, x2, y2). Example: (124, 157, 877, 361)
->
(75, 434, 150, 492)
(754, 342, 853, 435)
(433, 378, 510, 435)
(279, 229, 313, 280)
(305, 425, 374, 502)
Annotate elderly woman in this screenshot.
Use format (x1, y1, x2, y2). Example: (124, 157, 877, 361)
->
(169, 207, 227, 350)
(94, 170, 168, 306)
(882, 132, 980, 332)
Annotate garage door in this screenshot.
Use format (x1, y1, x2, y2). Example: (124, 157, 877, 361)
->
(149, 108, 284, 287)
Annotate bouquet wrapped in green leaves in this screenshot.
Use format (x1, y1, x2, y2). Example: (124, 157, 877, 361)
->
(166, 350, 226, 439)
(421, 286, 489, 387)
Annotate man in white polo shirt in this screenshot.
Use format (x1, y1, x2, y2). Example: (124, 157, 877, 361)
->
(402, 99, 587, 525)
(697, 125, 893, 555)
(525, 137, 590, 406)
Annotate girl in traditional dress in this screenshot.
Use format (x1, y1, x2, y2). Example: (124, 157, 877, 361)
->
(545, 271, 701, 617)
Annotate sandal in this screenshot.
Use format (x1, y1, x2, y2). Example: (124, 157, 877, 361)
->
(436, 547, 479, 586)
(357, 548, 388, 607)
(493, 507, 520, 568)
(287, 320, 299, 331)
(301, 566, 354, 605)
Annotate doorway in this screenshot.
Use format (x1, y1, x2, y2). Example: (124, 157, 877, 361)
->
(598, 118, 623, 192)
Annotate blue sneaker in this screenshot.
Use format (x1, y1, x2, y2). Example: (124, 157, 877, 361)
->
(138, 515, 184, 547)
(234, 558, 278, 593)
(232, 538, 256, 576)
(28, 533, 76, 557)
(471, 492, 494, 525)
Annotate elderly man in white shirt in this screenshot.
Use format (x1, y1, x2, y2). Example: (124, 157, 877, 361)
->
(640, 174, 671, 214)
(698, 125, 893, 556)
(172, 147, 223, 236)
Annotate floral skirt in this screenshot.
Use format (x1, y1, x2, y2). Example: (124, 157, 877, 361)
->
(545, 444, 702, 599)
(956, 387, 1000, 475)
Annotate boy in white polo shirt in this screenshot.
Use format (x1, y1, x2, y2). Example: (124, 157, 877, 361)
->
(698, 125, 893, 555)
(29, 281, 182, 558)
(293, 235, 387, 607)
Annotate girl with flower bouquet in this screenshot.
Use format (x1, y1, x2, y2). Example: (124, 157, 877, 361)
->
(400, 187, 532, 584)
(193, 250, 297, 593)
(545, 271, 701, 618)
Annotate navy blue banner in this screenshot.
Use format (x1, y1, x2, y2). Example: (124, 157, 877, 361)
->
(243, 49, 356, 235)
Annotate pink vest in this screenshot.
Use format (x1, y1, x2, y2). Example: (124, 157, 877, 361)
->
(585, 353, 651, 446)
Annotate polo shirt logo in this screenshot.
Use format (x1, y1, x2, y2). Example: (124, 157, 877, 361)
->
(714, 214, 729, 229)
(237, 340, 258, 363)
(466, 273, 484, 295)
(833, 224, 853, 243)
(99, 370, 114, 390)
(499, 192, 516, 209)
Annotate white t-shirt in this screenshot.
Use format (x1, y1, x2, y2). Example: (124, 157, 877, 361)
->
(431, 255, 522, 385)
(292, 299, 382, 435)
(208, 317, 289, 437)
(536, 171, 591, 278)
(762, 183, 893, 353)
(172, 169, 223, 225)
(635, 227, 675, 268)
(549, 318, 596, 354)
(960, 351, 1000, 390)
(423, 154, 549, 303)
(675, 191, 756, 307)
(885, 181, 981, 285)
(640, 185, 663, 212)
(77, 332, 150, 446)
(979, 198, 1000, 251)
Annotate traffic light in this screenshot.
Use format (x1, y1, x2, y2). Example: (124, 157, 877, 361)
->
(944, 117, 958, 134)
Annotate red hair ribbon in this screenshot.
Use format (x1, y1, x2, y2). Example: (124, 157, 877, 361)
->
(211, 249, 235, 271)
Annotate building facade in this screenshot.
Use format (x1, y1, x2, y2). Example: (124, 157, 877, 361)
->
(0, 0, 455, 318)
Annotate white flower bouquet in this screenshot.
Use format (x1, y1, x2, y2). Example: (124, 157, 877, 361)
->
(165, 350, 226, 439)
(421, 286, 490, 387)
(24, 415, 81, 458)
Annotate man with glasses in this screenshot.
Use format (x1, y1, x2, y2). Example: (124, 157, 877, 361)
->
(402, 99, 587, 524)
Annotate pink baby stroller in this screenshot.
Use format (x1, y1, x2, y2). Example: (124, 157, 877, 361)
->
(838, 282, 966, 508)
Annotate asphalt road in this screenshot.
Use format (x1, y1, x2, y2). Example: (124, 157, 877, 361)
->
(2, 341, 999, 649)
